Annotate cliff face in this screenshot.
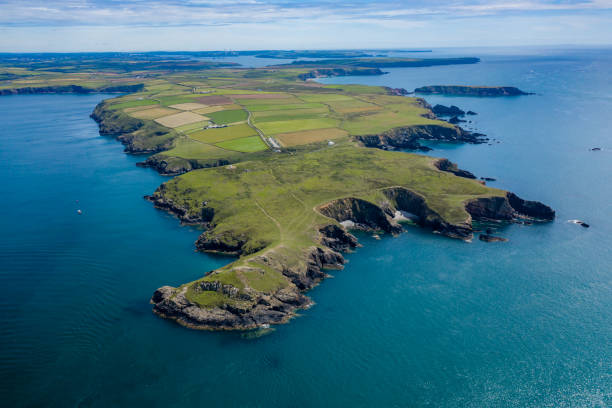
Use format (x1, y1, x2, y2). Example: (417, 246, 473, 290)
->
(0, 84, 144, 96)
(91, 102, 142, 135)
(466, 193, 555, 222)
(435, 158, 477, 179)
(90, 102, 176, 154)
(415, 85, 531, 96)
(138, 154, 234, 176)
(356, 124, 488, 151)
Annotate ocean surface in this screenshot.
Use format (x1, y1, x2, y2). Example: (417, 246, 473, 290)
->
(1, 48, 611, 407)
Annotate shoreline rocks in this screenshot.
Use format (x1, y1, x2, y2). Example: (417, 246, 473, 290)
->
(432, 104, 465, 116)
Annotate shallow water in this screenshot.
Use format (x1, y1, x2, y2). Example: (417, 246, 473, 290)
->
(1, 48, 611, 407)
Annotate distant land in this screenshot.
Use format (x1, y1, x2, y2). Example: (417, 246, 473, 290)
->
(415, 85, 532, 96)
(278, 57, 480, 68)
(0, 51, 553, 331)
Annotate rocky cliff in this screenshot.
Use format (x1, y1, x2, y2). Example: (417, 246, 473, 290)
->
(356, 124, 488, 151)
(90, 102, 176, 154)
(0, 83, 144, 96)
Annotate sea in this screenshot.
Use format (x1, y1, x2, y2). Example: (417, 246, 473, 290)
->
(0, 47, 610, 407)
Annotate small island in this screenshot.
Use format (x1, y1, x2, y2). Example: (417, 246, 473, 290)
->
(0, 52, 554, 331)
(415, 85, 532, 96)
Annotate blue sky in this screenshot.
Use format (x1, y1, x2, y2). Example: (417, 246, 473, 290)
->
(0, 0, 611, 51)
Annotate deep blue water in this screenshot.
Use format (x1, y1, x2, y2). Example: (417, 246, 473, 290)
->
(1, 48, 611, 407)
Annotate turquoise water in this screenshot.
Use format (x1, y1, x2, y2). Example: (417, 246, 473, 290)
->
(1, 48, 611, 407)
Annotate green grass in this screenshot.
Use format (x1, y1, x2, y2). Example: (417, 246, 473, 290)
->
(164, 138, 232, 160)
(110, 99, 158, 110)
(216, 136, 268, 152)
(252, 108, 330, 123)
(257, 118, 339, 135)
(208, 109, 248, 124)
(158, 95, 200, 106)
(246, 103, 326, 112)
(238, 97, 302, 105)
(188, 123, 257, 144)
(175, 121, 210, 134)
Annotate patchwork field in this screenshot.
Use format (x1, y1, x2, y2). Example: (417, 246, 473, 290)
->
(92, 71, 457, 168)
(188, 123, 256, 144)
(207, 109, 248, 124)
(129, 107, 179, 120)
(155, 111, 207, 128)
(230, 93, 293, 99)
(275, 128, 348, 147)
(196, 95, 233, 105)
(193, 104, 241, 115)
(169, 102, 209, 111)
(175, 120, 210, 133)
(215, 136, 267, 152)
(257, 118, 339, 135)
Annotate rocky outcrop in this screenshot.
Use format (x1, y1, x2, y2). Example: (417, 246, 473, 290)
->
(384, 87, 410, 96)
(145, 188, 214, 224)
(466, 192, 555, 222)
(318, 197, 402, 233)
(0, 83, 144, 96)
(298, 67, 383, 81)
(138, 154, 230, 176)
(432, 104, 465, 116)
(91, 102, 142, 135)
(506, 192, 555, 221)
(151, 284, 312, 331)
(356, 124, 488, 151)
(479, 234, 508, 242)
(383, 187, 473, 239)
(195, 231, 258, 256)
(415, 85, 532, 96)
(435, 158, 476, 179)
(318, 224, 359, 252)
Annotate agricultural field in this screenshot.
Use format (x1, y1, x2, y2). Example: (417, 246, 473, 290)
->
(188, 123, 256, 144)
(207, 109, 248, 124)
(216, 136, 267, 152)
(155, 111, 207, 128)
(128, 107, 179, 120)
(275, 128, 348, 147)
(256, 118, 338, 135)
(169, 102, 209, 111)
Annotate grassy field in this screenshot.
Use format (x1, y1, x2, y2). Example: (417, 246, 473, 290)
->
(275, 128, 348, 146)
(169, 102, 209, 111)
(188, 123, 256, 144)
(128, 107, 179, 120)
(216, 136, 267, 152)
(207, 109, 248, 124)
(155, 111, 207, 128)
(257, 118, 339, 135)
